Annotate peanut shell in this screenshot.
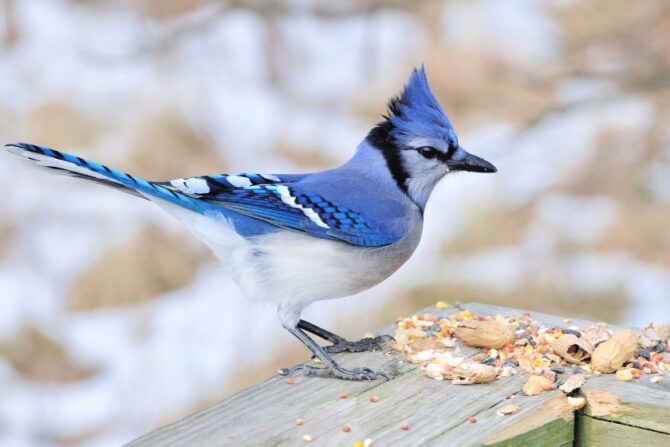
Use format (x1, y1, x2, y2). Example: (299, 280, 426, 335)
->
(522, 375, 555, 396)
(559, 374, 586, 394)
(403, 338, 447, 363)
(454, 319, 515, 349)
(447, 361, 498, 384)
(591, 330, 639, 373)
(582, 322, 611, 347)
(552, 334, 594, 364)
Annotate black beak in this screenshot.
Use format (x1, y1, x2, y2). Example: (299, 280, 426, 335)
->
(447, 148, 497, 173)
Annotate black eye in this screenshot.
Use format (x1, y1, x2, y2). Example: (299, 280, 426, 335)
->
(416, 146, 438, 159)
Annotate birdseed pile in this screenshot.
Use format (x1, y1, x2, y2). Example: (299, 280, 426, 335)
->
(394, 302, 670, 398)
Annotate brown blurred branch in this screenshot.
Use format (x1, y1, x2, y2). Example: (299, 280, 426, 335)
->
(2, 0, 19, 47)
(129, 0, 436, 55)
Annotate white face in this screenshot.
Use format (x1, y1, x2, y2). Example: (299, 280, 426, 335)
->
(399, 137, 455, 207)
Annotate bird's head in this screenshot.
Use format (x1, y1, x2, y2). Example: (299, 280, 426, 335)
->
(366, 67, 496, 209)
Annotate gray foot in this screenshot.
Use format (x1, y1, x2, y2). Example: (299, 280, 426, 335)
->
(278, 363, 389, 381)
(325, 334, 394, 354)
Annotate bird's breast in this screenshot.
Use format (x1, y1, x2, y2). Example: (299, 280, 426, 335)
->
(232, 223, 421, 306)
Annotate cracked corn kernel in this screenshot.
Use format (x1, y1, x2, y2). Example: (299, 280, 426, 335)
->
(353, 442, 364, 447)
(616, 369, 634, 381)
(302, 434, 312, 442)
(313, 358, 322, 365)
(436, 301, 449, 309)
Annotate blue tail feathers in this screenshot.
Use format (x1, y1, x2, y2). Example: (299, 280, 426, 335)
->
(5, 142, 207, 213)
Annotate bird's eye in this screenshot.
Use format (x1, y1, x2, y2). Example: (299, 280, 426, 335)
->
(416, 146, 438, 159)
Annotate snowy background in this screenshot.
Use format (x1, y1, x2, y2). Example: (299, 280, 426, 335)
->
(1, 0, 669, 445)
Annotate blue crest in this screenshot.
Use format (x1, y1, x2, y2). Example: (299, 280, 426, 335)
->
(386, 67, 458, 147)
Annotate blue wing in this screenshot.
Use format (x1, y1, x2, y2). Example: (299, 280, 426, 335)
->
(162, 175, 398, 247)
(6, 143, 398, 247)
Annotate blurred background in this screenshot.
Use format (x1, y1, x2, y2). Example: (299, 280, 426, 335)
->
(0, 0, 669, 445)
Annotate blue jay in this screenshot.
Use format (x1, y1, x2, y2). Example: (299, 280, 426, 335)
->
(7, 67, 495, 380)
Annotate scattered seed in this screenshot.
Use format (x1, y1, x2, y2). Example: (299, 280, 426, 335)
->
(353, 442, 364, 447)
(295, 418, 304, 426)
(400, 422, 410, 430)
(369, 395, 379, 403)
(436, 301, 449, 309)
(285, 378, 295, 385)
(651, 375, 663, 383)
(342, 424, 351, 433)
(468, 416, 477, 424)
(562, 329, 581, 337)
(340, 392, 349, 399)
(635, 348, 652, 360)
(496, 404, 519, 416)
(563, 318, 572, 323)
(625, 360, 642, 370)
(616, 369, 634, 381)
(302, 434, 312, 442)
(313, 358, 322, 365)
(363, 438, 373, 447)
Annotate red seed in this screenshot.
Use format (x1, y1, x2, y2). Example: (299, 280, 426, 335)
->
(342, 424, 351, 433)
(400, 422, 410, 431)
(339, 392, 348, 399)
(468, 416, 477, 424)
(369, 395, 379, 403)
(285, 378, 295, 385)
(295, 418, 304, 426)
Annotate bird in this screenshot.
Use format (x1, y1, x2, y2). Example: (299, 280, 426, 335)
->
(6, 67, 496, 381)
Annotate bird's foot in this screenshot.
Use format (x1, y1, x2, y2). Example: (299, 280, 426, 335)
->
(324, 334, 394, 354)
(278, 362, 389, 381)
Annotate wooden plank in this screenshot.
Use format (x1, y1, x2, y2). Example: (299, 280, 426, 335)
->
(430, 393, 574, 447)
(580, 375, 670, 434)
(575, 415, 670, 447)
(126, 302, 670, 446)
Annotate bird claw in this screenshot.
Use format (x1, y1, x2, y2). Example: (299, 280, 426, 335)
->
(278, 362, 389, 381)
(324, 334, 395, 354)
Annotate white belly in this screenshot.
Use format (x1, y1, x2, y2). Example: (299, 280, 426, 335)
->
(238, 231, 414, 303)
(153, 199, 421, 325)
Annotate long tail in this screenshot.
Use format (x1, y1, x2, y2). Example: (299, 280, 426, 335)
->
(6, 142, 206, 213)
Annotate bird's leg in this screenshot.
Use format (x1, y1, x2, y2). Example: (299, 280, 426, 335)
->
(298, 319, 394, 354)
(278, 324, 388, 381)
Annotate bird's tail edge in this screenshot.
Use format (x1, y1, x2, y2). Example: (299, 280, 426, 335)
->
(5, 142, 205, 212)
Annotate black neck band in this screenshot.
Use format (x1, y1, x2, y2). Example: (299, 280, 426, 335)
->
(366, 121, 409, 194)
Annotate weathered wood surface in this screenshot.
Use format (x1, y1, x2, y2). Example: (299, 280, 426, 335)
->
(127, 302, 670, 447)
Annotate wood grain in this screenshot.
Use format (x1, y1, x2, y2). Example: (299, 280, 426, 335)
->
(126, 302, 670, 446)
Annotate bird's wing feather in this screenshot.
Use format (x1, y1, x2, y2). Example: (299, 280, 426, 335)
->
(163, 177, 398, 247)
